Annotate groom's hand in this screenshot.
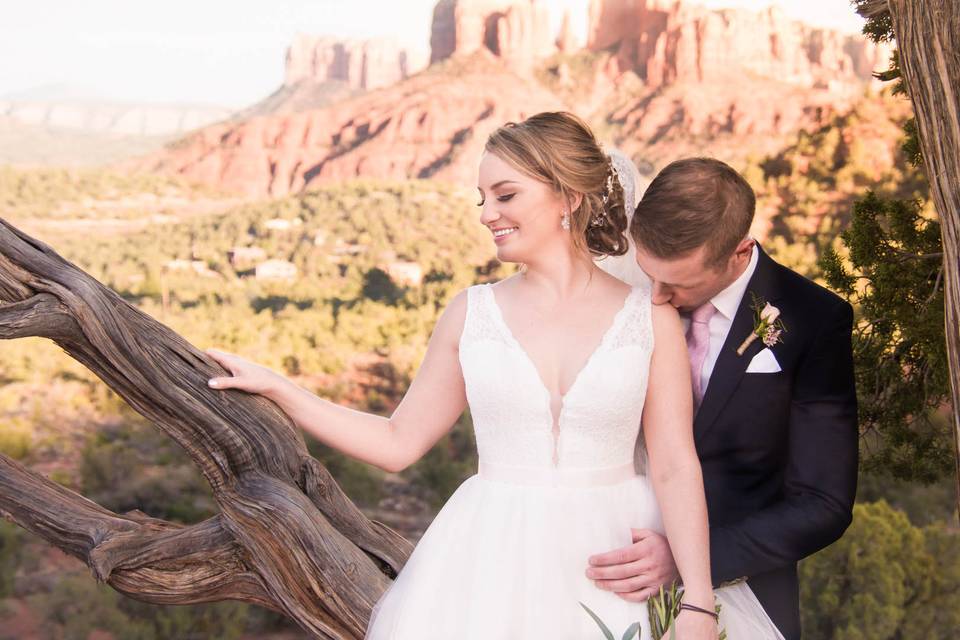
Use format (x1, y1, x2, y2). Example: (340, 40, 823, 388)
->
(585, 529, 680, 602)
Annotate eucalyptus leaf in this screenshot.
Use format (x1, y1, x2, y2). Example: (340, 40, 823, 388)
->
(579, 601, 615, 640)
(620, 621, 641, 640)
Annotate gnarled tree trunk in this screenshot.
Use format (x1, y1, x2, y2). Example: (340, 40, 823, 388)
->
(864, 0, 960, 517)
(0, 218, 412, 638)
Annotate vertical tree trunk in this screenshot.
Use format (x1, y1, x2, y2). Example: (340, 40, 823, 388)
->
(886, 0, 960, 519)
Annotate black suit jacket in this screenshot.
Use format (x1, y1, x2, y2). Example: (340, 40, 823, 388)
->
(696, 247, 858, 640)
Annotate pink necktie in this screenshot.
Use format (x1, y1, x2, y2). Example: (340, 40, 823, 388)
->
(686, 302, 717, 406)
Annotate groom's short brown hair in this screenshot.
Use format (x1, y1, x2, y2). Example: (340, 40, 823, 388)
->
(630, 157, 755, 270)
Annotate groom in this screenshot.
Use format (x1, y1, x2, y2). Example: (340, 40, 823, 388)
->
(587, 158, 858, 639)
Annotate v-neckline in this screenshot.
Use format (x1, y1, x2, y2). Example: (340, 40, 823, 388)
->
(485, 283, 637, 432)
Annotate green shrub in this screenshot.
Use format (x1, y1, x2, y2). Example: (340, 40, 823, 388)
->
(800, 501, 960, 639)
(80, 421, 215, 523)
(0, 416, 33, 460)
(308, 440, 385, 509)
(30, 574, 248, 640)
(0, 520, 24, 598)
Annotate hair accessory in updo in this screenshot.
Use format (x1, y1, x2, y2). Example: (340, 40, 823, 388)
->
(592, 158, 620, 228)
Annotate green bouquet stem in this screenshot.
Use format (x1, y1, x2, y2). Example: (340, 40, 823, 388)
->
(648, 583, 727, 640)
(580, 583, 728, 640)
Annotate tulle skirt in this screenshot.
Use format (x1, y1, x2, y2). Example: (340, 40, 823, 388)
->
(365, 463, 784, 639)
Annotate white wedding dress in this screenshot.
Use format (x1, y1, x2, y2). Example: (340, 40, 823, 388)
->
(364, 280, 785, 639)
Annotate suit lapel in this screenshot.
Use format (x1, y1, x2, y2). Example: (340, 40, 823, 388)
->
(693, 247, 782, 443)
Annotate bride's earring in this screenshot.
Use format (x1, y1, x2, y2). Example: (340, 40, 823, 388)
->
(560, 209, 570, 231)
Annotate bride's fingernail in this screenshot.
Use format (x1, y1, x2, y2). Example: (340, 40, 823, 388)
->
(208, 379, 218, 387)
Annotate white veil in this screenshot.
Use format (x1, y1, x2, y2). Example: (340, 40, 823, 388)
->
(595, 148, 652, 288)
(596, 148, 653, 474)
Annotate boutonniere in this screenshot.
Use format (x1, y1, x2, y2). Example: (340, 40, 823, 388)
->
(737, 292, 786, 355)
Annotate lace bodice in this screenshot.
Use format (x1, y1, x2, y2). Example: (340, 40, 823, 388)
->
(458, 283, 655, 470)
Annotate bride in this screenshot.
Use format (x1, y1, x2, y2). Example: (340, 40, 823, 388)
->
(205, 112, 783, 639)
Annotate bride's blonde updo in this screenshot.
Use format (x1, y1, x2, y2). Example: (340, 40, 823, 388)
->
(484, 111, 629, 258)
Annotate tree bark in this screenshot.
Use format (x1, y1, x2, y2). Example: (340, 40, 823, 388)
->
(884, 0, 960, 519)
(0, 218, 413, 639)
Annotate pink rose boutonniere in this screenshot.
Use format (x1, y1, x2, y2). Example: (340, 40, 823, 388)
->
(737, 293, 786, 356)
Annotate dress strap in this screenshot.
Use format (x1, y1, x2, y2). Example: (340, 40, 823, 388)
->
(459, 284, 504, 349)
(606, 284, 654, 352)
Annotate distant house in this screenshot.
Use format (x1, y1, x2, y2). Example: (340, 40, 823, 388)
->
(264, 217, 303, 232)
(255, 259, 298, 281)
(326, 239, 368, 264)
(164, 259, 193, 272)
(386, 261, 423, 287)
(331, 240, 366, 256)
(228, 246, 267, 268)
(163, 259, 221, 279)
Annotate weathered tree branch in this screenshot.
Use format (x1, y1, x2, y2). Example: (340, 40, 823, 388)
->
(0, 454, 276, 609)
(0, 217, 413, 639)
(0, 293, 77, 340)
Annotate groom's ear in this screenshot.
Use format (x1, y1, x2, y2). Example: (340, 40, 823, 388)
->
(734, 237, 755, 260)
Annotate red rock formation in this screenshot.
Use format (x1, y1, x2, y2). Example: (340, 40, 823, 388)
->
(137, 56, 563, 197)
(285, 35, 428, 90)
(563, 0, 893, 166)
(430, 0, 557, 70)
(587, 1, 890, 90)
(133, 0, 895, 197)
(556, 10, 579, 53)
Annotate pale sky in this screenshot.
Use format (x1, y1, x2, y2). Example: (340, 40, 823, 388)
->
(0, 0, 867, 108)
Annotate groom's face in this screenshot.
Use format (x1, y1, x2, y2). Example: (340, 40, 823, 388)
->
(635, 243, 746, 312)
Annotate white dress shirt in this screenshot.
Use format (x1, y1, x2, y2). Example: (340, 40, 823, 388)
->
(682, 243, 759, 396)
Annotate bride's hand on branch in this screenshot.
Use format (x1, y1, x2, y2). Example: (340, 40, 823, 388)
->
(205, 348, 285, 396)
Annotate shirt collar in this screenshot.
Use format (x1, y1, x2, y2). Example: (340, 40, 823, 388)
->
(710, 242, 759, 321)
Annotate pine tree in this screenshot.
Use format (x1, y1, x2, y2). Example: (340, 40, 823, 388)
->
(821, 1, 960, 512)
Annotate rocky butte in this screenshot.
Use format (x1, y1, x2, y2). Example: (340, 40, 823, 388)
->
(285, 34, 429, 90)
(135, 0, 892, 198)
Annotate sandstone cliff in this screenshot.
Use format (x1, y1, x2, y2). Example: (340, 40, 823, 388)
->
(134, 0, 893, 197)
(285, 35, 429, 90)
(587, 1, 888, 90)
(137, 55, 563, 197)
(430, 0, 558, 70)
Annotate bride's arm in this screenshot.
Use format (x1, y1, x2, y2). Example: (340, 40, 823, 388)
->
(642, 303, 714, 611)
(206, 290, 469, 473)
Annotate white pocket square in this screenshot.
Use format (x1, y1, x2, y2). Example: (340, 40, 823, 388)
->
(745, 347, 782, 373)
